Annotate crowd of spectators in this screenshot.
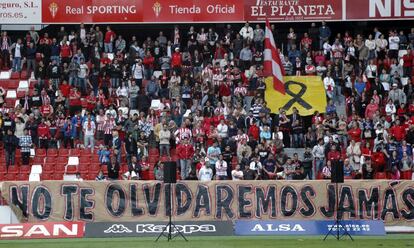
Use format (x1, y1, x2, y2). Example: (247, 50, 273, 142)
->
(0, 21, 414, 181)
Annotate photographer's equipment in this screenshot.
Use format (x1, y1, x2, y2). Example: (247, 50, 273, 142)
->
(156, 161, 188, 242)
(324, 160, 353, 241)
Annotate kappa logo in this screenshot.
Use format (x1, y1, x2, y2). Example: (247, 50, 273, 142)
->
(104, 224, 133, 234)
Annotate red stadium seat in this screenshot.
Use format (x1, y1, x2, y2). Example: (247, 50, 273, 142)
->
(375, 172, 387, 179)
(90, 163, 101, 173)
(149, 148, 159, 156)
(41, 173, 52, 181)
(58, 148, 69, 157)
(10, 72, 20, 79)
(5, 174, 16, 181)
(42, 163, 54, 174)
(79, 157, 91, 165)
(19, 165, 31, 174)
(56, 157, 68, 165)
(47, 149, 58, 157)
(15, 149, 21, 158)
(91, 156, 100, 163)
(55, 164, 66, 174)
(80, 149, 92, 158)
(70, 149, 81, 157)
(36, 148, 47, 157)
(7, 165, 19, 174)
(78, 163, 89, 174)
(88, 171, 99, 180)
(53, 173, 64, 180)
(16, 173, 29, 181)
(66, 165, 78, 174)
(32, 156, 44, 165)
(45, 157, 57, 164)
(0, 165, 6, 174)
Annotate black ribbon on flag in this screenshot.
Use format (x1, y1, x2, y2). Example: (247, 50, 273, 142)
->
(282, 81, 312, 110)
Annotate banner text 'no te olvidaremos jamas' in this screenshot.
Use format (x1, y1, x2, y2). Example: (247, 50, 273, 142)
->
(1, 180, 414, 225)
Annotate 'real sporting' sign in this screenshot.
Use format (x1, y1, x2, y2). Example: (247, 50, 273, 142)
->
(85, 221, 233, 237)
(235, 220, 385, 236)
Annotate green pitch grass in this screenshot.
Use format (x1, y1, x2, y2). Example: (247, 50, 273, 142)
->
(0, 235, 413, 248)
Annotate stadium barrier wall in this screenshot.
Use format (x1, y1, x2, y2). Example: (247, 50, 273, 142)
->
(0, 180, 413, 226)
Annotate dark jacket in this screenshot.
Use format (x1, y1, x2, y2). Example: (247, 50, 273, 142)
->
(3, 134, 19, 152)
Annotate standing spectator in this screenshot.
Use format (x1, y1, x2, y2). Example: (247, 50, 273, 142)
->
(239, 22, 254, 41)
(388, 31, 400, 59)
(302, 147, 314, 179)
(198, 159, 213, 181)
(10, 38, 24, 72)
(77, 58, 89, 95)
(132, 59, 144, 90)
(215, 154, 228, 180)
(3, 129, 19, 167)
(26, 42, 36, 78)
(1, 31, 11, 69)
(37, 118, 50, 149)
(253, 24, 265, 51)
(388, 83, 407, 105)
(83, 115, 96, 152)
(104, 26, 116, 53)
(243, 162, 258, 180)
(176, 138, 195, 180)
(239, 44, 252, 71)
(159, 123, 171, 158)
(19, 128, 32, 165)
(319, 21, 331, 50)
(312, 138, 325, 175)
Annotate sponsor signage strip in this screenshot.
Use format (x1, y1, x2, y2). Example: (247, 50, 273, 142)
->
(85, 221, 234, 237)
(1, 181, 414, 226)
(235, 220, 386, 236)
(0, 221, 85, 239)
(33, 0, 414, 24)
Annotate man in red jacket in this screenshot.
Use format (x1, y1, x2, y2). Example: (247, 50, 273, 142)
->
(402, 48, 413, 77)
(171, 47, 182, 74)
(37, 118, 50, 149)
(389, 119, 406, 142)
(176, 138, 195, 180)
(248, 122, 260, 141)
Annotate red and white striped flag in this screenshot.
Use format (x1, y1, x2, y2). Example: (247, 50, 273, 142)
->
(264, 19, 286, 94)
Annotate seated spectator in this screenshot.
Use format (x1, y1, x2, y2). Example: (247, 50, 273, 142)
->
(322, 160, 332, 179)
(107, 156, 120, 180)
(154, 161, 164, 181)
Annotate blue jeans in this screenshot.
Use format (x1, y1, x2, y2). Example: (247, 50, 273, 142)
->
(293, 133, 304, 148)
(12, 57, 21, 72)
(104, 43, 113, 53)
(69, 76, 77, 87)
(145, 69, 153, 80)
(179, 159, 191, 180)
(77, 77, 87, 94)
(110, 78, 120, 89)
(314, 158, 325, 179)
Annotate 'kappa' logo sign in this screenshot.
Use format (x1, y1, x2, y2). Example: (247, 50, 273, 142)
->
(104, 224, 133, 234)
